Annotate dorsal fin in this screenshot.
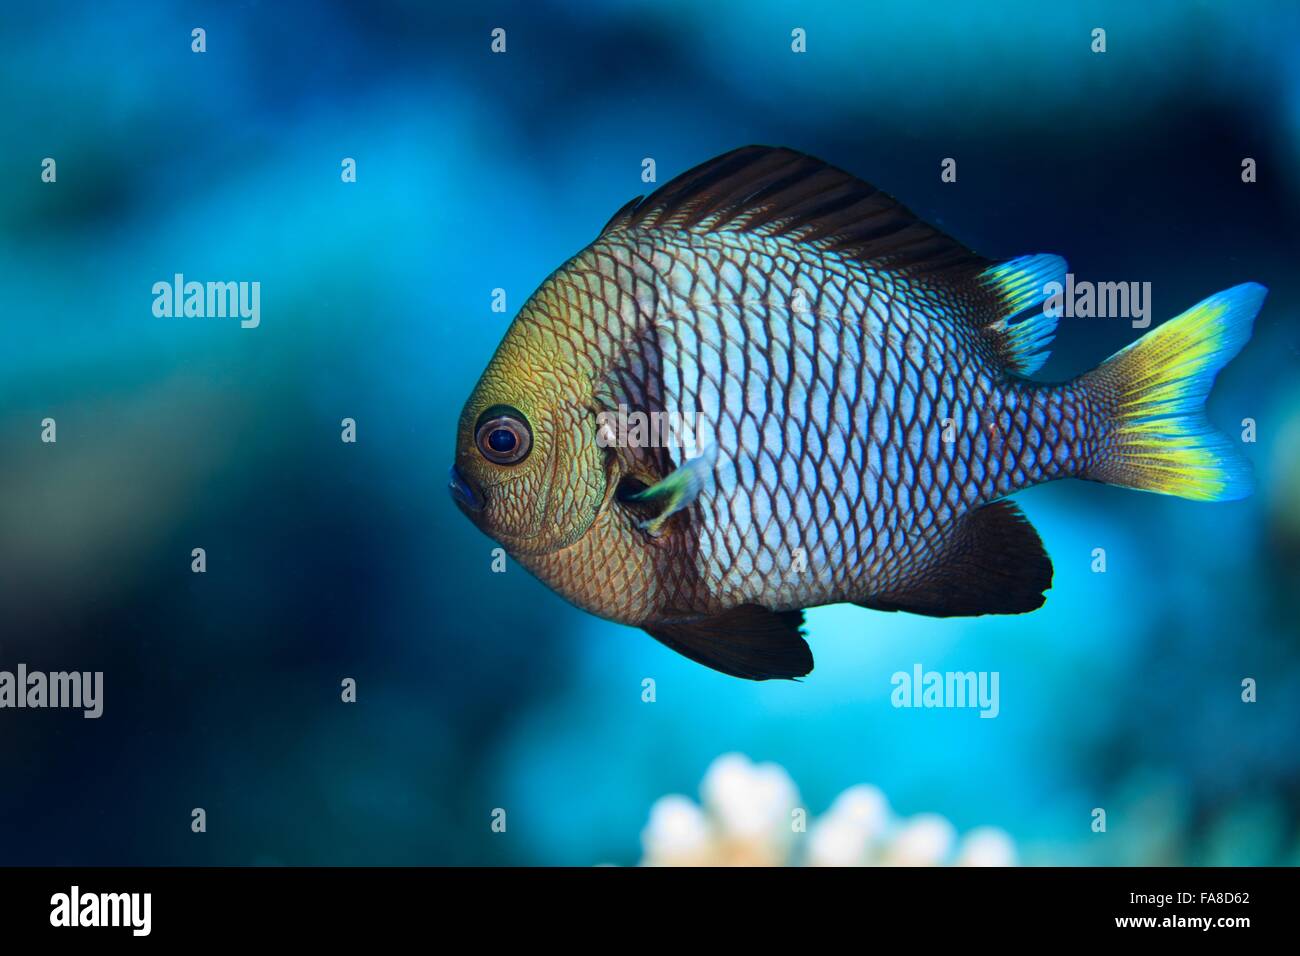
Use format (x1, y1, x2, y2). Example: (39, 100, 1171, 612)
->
(600, 145, 1067, 376)
(599, 145, 990, 278)
(599, 194, 643, 235)
(978, 254, 1067, 375)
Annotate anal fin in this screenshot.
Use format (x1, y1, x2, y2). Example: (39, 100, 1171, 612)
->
(857, 500, 1053, 617)
(643, 605, 812, 681)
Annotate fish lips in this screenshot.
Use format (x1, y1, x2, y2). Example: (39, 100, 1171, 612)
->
(448, 465, 484, 513)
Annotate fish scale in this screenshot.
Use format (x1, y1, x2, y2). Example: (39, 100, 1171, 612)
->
(575, 230, 1068, 610)
(452, 146, 1262, 680)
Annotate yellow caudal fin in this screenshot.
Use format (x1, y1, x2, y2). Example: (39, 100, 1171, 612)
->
(1080, 283, 1264, 501)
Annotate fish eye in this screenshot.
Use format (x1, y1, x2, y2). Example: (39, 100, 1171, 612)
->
(474, 405, 532, 465)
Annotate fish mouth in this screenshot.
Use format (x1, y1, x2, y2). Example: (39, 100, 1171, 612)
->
(448, 465, 483, 512)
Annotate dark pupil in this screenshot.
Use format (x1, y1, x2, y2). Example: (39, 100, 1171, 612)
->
(487, 428, 517, 453)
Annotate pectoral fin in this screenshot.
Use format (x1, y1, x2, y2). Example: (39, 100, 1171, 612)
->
(626, 444, 718, 535)
(643, 605, 812, 681)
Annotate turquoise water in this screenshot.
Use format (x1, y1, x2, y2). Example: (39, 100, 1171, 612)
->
(0, 0, 1296, 865)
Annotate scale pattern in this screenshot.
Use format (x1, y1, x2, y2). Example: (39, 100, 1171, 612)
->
(552, 229, 1093, 614)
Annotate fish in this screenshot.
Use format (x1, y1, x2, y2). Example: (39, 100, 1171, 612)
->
(451, 145, 1265, 681)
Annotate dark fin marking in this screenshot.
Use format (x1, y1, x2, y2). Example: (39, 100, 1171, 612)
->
(856, 500, 1052, 617)
(600, 146, 1071, 375)
(643, 605, 812, 681)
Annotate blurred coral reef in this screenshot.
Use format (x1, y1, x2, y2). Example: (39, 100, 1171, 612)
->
(639, 754, 1017, 867)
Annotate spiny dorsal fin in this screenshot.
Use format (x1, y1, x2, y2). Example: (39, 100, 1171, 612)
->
(599, 194, 643, 235)
(643, 605, 812, 681)
(600, 145, 990, 277)
(857, 500, 1053, 617)
(601, 146, 1067, 376)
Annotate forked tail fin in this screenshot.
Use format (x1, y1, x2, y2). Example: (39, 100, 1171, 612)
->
(1079, 282, 1265, 501)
